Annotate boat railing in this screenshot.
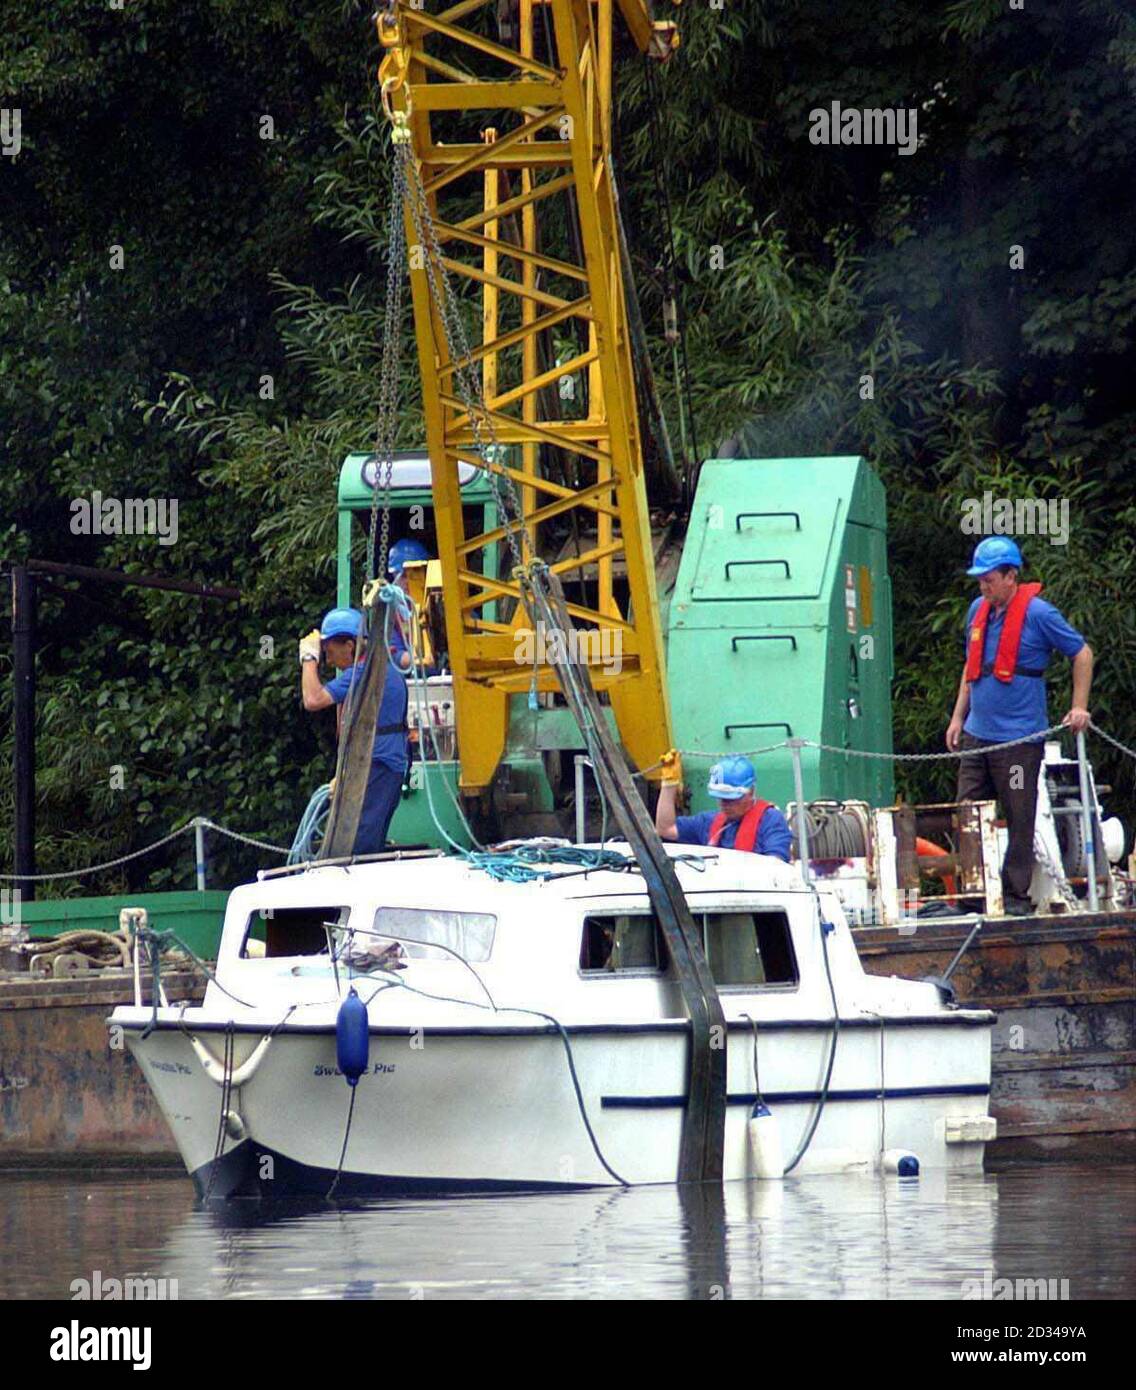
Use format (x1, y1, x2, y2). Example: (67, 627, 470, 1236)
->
(256, 847, 445, 881)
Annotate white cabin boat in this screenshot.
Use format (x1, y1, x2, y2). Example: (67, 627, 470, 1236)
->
(110, 845, 997, 1198)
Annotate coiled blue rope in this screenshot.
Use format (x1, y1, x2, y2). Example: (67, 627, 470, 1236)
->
(467, 844, 637, 883)
(288, 784, 332, 864)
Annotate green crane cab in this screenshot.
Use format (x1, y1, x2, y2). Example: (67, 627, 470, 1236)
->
(335, 450, 895, 847)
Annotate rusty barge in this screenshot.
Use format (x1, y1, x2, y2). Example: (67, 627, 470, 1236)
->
(0, 897, 216, 1165)
(826, 737, 1136, 1164)
(857, 910, 1136, 1164)
(0, 969, 204, 1166)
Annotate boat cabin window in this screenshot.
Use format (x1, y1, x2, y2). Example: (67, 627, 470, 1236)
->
(365, 907, 496, 963)
(579, 908, 797, 986)
(242, 906, 349, 958)
(580, 914, 665, 972)
(702, 910, 797, 987)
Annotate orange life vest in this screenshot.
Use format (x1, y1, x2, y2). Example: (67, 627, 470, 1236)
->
(709, 800, 772, 852)
(964, 582, 1043, 684)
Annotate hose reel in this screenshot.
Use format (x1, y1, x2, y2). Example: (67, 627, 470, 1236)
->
(789, 801, 870, 861)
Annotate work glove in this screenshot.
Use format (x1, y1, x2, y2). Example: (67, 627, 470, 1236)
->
(660, 749, 683, 788)
(299, 629, 322, 665)
(327, 776, 337, 801)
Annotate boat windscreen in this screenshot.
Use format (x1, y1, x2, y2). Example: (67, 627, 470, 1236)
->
(243, 906, 349, 958)
(365, 907, 497, 963)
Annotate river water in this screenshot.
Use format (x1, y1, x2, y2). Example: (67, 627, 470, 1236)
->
(1, 1163, 1131, 1301)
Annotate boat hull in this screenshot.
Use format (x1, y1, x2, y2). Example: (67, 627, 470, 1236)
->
(120, 1013, 994, 1197)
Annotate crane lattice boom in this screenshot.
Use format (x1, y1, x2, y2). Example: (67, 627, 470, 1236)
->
(379, 0, 678, 792)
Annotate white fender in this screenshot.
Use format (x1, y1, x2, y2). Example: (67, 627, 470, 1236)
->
(189, 1033, 273, 1087)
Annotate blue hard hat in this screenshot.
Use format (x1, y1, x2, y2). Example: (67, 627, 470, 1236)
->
(707, 756, 756, 801)
(320, 607, 363, 641)
(967, 536, 1023, 576)
(388, 538, 429, 576)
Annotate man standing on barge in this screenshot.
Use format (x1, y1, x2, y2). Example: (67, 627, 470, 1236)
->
(944, 537, 1093, 915)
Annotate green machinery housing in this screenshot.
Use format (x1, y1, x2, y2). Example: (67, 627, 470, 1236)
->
(334, 450, 894, 845)
(336, 450, 558, 847)
(667, 455, 894, 815)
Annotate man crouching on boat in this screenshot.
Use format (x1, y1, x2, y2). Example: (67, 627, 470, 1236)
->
(655, 753, 793, 861)
(298, 607, 409, 854)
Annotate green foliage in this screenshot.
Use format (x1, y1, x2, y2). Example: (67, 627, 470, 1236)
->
(3, 0, 1136, 894)
(617, 0, 1136, 813)
(0, 0, 370, 890)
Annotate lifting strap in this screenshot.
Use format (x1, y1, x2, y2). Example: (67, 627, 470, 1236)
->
(319, 609, 396, 858)
(519, 562, 726, 1185)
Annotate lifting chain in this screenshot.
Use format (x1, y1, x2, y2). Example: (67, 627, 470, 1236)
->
(378, 84, 534, 577)
(366, 135, 409, 594)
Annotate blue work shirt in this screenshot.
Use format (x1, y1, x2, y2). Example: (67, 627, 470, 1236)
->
(675, 806, 793, 862)
(963, 595, 1085, 743)
(325, 658, 408, 772)
(389, 618, 409, 667)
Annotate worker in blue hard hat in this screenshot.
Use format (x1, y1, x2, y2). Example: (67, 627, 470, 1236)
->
(654, 751, 792, 860)
(386, 538, 431, 672)
(388, 537, 429, 577)
(945, 536, 1093, 915)
(299, 606, 409, 855)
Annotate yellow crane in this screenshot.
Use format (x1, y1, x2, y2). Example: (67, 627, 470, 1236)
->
(361, 2, 726, 1184)
(376, 0, 681, 793)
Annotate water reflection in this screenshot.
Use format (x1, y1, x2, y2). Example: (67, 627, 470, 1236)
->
(2, 1165, 1132, 1300)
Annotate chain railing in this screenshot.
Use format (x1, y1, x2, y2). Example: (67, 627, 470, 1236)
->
(0, 817, 288, 885)
(667, 723, 1073, 765)
(3, 722, 1128, 887)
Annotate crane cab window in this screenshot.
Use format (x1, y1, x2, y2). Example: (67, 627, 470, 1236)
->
(579, 908, 797, 986)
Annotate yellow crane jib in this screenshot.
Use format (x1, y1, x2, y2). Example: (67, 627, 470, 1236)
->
(376, 0, 678, 794)
(372, 2, 728, 1188)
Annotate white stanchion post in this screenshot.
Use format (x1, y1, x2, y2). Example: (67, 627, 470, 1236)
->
(194, 818, 207, 892)
(1075, 730, 1099, 912)
(574, 755, 590, 845)
(787, 738, 811, 886)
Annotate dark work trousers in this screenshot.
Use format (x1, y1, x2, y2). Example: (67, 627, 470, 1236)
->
(352, 759, 405, 856)
(957, 732, 1045, 899)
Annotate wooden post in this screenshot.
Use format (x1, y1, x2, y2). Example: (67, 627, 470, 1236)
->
(11, 567, 37, 900)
